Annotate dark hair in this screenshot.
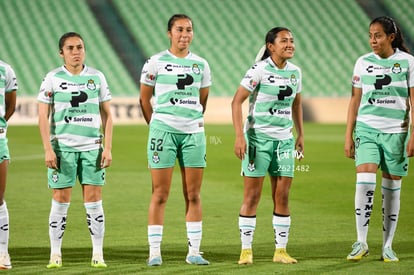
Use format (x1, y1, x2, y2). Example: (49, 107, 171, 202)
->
(370, 16, 409, 53)
(167, 14, 193, 31)
(59, 32, 84, 53)
(260, 27, 291, 60)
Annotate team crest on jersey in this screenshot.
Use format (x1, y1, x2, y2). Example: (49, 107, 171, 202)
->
(51, 171, 59, 183)
(290, 74, 297, 86)
(192, 64, 201, 75)
(87, 79, 96, 90)
(247, 160, 256, 172)
(391, 63, 402, 74)
(152, 152, 160, 164)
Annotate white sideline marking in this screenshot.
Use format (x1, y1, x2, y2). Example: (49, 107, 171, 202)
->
(12, 154, 44, 161)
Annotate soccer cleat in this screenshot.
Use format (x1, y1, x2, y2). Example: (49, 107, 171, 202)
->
(91, 254, 107, 268)
(238, 248, 253, 264)
(347, 241, 369, 261)
(382, 247, 399, 262)
(0, 253, 12, 269)
(273, 248, 297, 264)
(186, 252, 210, 265)
(147, 254, 162, 266)
(46, 254, 62, 268)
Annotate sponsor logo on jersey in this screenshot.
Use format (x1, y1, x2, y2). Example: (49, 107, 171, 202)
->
(146, 73, 155, 81)
(366, 65, 385, 73)
(64, 115, 93, 123)
(43, 90, 53, 98)
(352, 75, 360, 85)
(169, 97, 197, 105)
(269, 108, 291, 115)
(248, 79, 258, 89)
(367, 97, 396, 105)
(176, 74, 194, 89)
(59, 82, 68, 90)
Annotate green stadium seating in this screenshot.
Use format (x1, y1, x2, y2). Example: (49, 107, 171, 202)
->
(383, 0, 414, 44)
(112, 0, 370, 97)
(0, 0, 137, 96)
(3, 0, 407, 98)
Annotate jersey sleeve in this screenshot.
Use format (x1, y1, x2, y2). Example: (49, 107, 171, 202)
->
(296, 67, 302, 94)
(5, 64, 18, 92)
(98, 72, 112, 102)
(200, 60, 212, 88)
(240, 62, 262, 93)
(140, 57, 158, 87)
(407, 55, 414, 88)
(351, 57, 363, 88)
(37, 73, 54, 104)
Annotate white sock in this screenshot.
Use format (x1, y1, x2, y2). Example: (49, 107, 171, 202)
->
(85, 200, 105, 256)
(148, 225, 163, 256)
(273, 214, 291, 249)
(355, 172, 376, 244)
(239, 216, 256, 249)
(49, 199, 70, 256)
(0, 202, 9, 253)
(382, 178, 401, 249)
(187, 221, 202, 255)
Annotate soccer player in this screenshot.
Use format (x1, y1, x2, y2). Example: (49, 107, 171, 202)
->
(38, 32, 113, 268)
(0, 60, 18, 269)
(232, 27, 304, 265)
(345, 16, 414, 262)
(140, 14, 211, 266)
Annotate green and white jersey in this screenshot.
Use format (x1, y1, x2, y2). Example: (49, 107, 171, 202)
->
(352, 49, 414, 133)
(140, 50, 211, 133)
(37, 65, 112, 152)
(0, 60, 18, 138)
(240, 57, 302, 140)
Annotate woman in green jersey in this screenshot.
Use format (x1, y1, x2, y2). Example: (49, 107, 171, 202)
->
(345, 16, 414, 262)
(232, 27, 304, 265)
(38, 32, 113, 269)
(140, 14, 211, 266)
(0, 60, 17, 269)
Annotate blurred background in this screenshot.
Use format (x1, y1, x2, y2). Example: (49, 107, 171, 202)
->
(1, 0, 413, 124)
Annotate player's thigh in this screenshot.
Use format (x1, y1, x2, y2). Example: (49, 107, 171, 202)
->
(354, 131, 381, 167)
(48, 151, 78, 188)
(147, 128, 177, 168)
(178, 133, 206, 168)
(78, 149, 106, 185)
(380, 133, 409, 176)
(269, 138, 295, 177)
(0, 138, 10, 163)
(241, 135, 272, 177)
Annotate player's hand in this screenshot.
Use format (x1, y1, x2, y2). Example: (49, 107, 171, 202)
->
(45, 149, 58, 169)
(234, 136, 246, 160)
(101, 148, 112, 168)
(344, 138, 355, 159)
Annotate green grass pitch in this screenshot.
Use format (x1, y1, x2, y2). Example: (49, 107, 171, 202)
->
(5, 123, 414, 274)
